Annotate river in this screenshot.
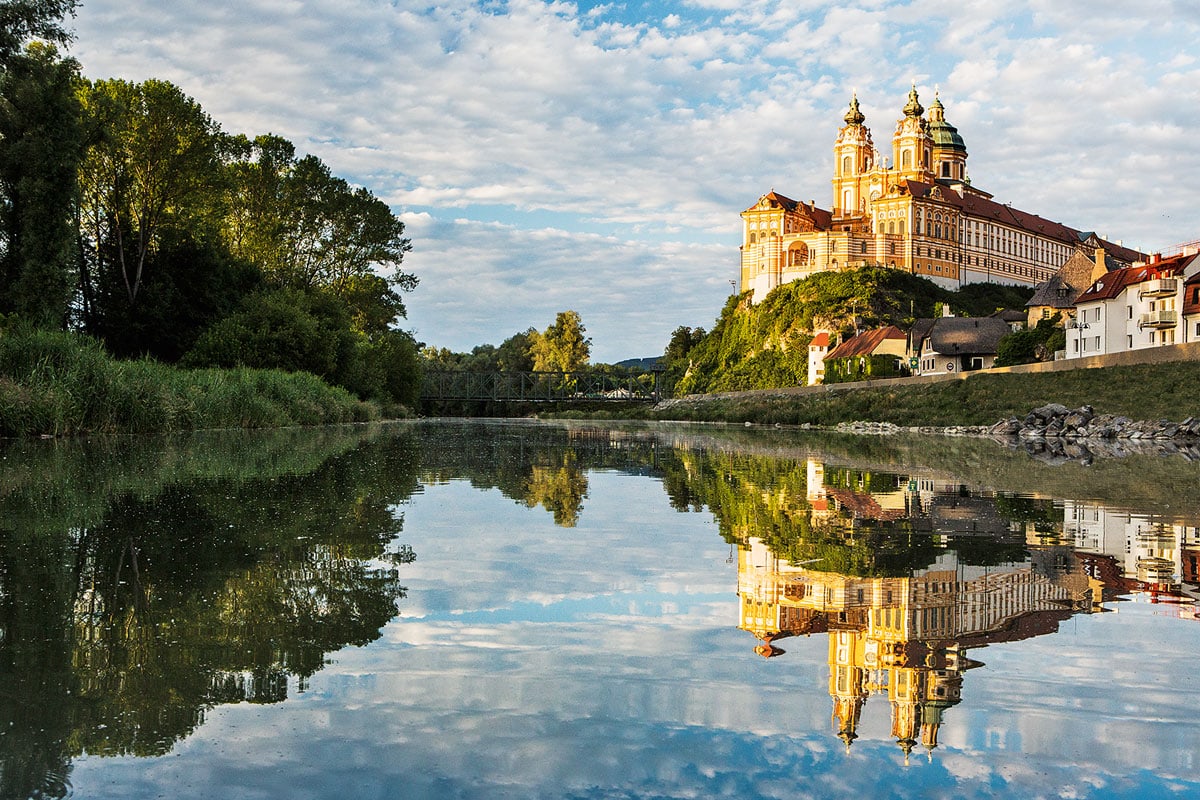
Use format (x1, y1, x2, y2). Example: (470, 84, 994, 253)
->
(1, 419, 1197, 799)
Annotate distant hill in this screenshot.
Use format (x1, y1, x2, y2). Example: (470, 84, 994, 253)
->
(614, 356, 663, 371)
(672, 267, 1032, 396)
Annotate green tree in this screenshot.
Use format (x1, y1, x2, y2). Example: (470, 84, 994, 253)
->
(223, 135, 415, 330)
(530, 310, 591, 372)
(0, 0, 77, 64)
(77, 78, 226, 313)
(0, 42, 82, 328)
(183, 288, 355, 378)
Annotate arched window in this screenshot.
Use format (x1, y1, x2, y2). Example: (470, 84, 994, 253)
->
(843, 155, 851, 173)
(902, 150, 912, 168)
(749, 232, 756, 244)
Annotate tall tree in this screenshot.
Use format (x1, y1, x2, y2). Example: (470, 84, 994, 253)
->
(0, 43, 82, 327)
(0, 0, 77, 65)
(77, 78, 226, 312)
(530, 310, 591, 372)
(224, 135, 415, 333)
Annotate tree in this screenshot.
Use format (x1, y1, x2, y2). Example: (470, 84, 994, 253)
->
(530, 311, 591, 372)
(223, 135, 415, 330)
(0, 0, 77, 65)
(0, 43, 82, 328)
(77, 78, 226, 315)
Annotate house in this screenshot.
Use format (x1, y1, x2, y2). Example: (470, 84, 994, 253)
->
(909, 316, 1011, 375)
(822, 326, 907, 383)
(1067, 252, 1200, 359)
(1025, 246, 1128, 328)
(808, 331, 831, 385)
(990, 308, 1028, 333)
(1184, 272, 1200, 343)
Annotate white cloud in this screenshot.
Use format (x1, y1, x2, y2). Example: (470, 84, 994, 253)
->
(70, 0, 1200, 359)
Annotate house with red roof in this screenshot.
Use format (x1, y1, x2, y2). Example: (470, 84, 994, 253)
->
(822, 326, 908, 383)
(808, 331, 831, 385)
(1067, 252, 1200, 358)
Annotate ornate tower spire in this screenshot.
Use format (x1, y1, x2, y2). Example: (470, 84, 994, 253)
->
(844, 93, 865, 126)
(903, 83, 924, 118)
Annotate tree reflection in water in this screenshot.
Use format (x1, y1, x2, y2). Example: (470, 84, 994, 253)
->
(2, 420, 1198, 796)
(0, 426, 420, 799)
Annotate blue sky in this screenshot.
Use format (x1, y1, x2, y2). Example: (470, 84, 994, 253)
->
(69, 0, 1200, 361)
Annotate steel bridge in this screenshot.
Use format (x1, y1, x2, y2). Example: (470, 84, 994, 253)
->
(420, 370, 663, 403)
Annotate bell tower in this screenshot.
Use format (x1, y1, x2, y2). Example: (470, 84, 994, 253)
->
(928, 92, 968, 183)
(892, 84, 934, 183)
(831, 94, 874, 218)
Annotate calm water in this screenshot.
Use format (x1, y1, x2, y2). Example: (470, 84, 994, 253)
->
(2, 420, 1198, 799)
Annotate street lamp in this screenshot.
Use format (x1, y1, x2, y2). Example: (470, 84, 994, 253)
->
(1068, 319, 1090, 356)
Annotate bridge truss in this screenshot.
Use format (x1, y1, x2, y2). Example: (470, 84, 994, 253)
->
(420, 370, 663, 403)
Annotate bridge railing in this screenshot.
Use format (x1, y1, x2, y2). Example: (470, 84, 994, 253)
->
(420, 370, 662, 403)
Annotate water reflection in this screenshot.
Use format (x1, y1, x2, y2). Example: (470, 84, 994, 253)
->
(2, 420, 1200, 798)
(0, 425, 420, 799)
(727, 454, 1199, 758)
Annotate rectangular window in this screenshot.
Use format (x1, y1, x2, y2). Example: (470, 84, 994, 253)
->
(1126, 335, 1133, 349)
(1127, 306, 1133, 319)
(1149, 332, 1156, 343)
(1093, 336, 1101, 350)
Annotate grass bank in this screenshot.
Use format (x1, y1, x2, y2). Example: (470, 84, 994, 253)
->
(646, 361, 1200, 427)
(0, 328, 381, 437)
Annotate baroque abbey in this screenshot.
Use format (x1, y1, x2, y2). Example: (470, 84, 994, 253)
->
(740, 87, 1145, 301)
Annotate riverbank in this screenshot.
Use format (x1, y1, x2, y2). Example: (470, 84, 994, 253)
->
(1, 328, 386, 437)
(646, 360, 1200, 428)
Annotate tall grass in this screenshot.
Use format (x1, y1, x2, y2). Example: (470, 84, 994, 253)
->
(0, 327, 378, 437)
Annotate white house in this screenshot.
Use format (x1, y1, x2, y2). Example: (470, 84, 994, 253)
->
(1067, 252, 1200, 359)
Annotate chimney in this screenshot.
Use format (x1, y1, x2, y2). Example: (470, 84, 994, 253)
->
(1150, 253, 1162, 264)
(1091, 247, 1108, 283)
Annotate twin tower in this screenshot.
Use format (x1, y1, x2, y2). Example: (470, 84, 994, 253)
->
(832, 85, 971, 220)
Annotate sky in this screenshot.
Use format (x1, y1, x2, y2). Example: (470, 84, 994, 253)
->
(68, 0, 1200, 362)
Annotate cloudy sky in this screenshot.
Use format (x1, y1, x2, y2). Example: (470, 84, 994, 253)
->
(69, 0, 1200, 362)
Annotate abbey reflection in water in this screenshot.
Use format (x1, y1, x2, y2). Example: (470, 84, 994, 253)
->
(730, 456, 1200, 756)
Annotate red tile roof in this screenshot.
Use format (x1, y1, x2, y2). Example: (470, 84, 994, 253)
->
(1075, 255, 1196, 304)
(1184, 272, 1200, 317)
(811, 332, 830, 348)
(901, 180, 1146, 263)
(824, 326, 906, 360)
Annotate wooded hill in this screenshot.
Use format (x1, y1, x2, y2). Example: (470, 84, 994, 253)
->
(672, 267, 1033, 395)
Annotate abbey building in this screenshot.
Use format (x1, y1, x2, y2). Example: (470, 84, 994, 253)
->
(740, 87, 1145, 301)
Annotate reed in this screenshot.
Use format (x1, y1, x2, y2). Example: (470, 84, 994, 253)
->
(0, 327, 378, 437)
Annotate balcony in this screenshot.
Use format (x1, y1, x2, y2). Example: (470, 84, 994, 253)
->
(1138, 278, 1178, 299)
(1138, 309, 1178, 329)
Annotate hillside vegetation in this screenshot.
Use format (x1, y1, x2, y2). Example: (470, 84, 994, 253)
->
(653, 360, 1200, 427)
(672, 267, 1032, 395)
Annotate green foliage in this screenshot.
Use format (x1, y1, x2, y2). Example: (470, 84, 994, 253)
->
(0, 43, 82, 329)
(0, 0, 77, 64)
(824, 353, 906, 384)
(223, 134, 415, 328)
(0, 326, 376, 436)
(656, 359, 1200, 427)
(77, 78, 226, 311)
(530, 310, 591, 372)
(993, 314, 1061, 367)
(677, 267, 1033, 395)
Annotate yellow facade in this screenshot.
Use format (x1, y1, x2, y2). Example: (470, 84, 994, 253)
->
(740, 87, 1114, 301)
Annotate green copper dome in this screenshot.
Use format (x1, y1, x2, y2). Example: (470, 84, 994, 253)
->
(927, 94, 966, 151)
